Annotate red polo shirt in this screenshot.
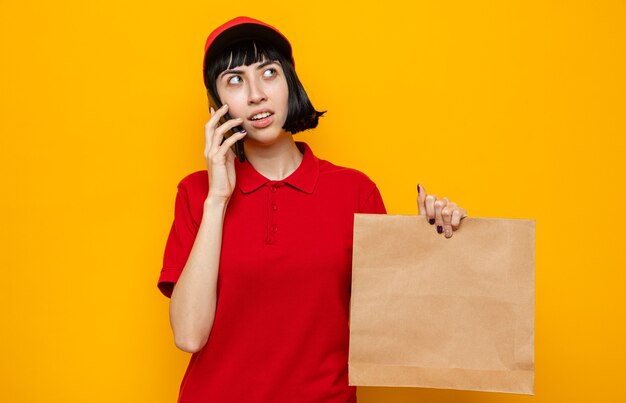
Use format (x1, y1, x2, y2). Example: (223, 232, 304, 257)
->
(158, 142, 386, 403)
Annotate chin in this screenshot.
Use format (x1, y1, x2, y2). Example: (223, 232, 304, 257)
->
(245, 133, 285, 148)
(243, 123, 289, 146)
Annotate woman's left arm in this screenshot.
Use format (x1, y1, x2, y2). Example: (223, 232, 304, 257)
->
(417, 184, 467, 239)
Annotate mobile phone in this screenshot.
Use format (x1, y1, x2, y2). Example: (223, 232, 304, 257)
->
(207, 91, 246, 162)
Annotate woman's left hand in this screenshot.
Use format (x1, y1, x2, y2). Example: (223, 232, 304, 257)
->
(417, 184, 468, 239)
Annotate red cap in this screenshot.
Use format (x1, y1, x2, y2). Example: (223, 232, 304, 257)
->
(202, 16, 294, 88)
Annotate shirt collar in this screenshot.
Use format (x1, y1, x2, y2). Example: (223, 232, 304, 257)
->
(235, 142, 319, 195)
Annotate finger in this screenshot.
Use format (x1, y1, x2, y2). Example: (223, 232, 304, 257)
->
(450, 208, 468, 230)
(214, 117, 244, 145)
(417, 184, 427, 216)
(218, 129, 247, 154)
(209, 118, 243, 157)
(209, 103, 229, 125)
(205, 104, 231, 150)
(442, 201, 457, 238)
(425, 194, 437, 225)
(207, 130, 246, 165)
(205, 106, 223, 151)
(434, 197, 449, 234)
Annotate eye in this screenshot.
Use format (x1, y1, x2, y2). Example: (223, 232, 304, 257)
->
(263, 68, 277, 78)
(227, 75, 242, 85)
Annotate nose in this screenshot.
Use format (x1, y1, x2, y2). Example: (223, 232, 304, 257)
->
(247, 77, 267, 105)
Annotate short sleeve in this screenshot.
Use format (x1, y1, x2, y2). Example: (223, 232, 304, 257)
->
(359, 184, 387, 214)
(157, 183, 199, 298)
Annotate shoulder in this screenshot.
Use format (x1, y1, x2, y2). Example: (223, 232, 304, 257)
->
(177, 170, 208, 193)
(174, 171, 209, 214)
(316, 158, 378, 190)
(315, 157, 384, 212)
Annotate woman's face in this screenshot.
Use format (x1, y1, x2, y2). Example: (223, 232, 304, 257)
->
(215, 59, 289, 145)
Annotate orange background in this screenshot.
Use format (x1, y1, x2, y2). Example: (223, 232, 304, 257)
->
(1, 0, 625, 402)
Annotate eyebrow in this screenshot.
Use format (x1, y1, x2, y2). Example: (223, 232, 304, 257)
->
(219, 60, 280, 78)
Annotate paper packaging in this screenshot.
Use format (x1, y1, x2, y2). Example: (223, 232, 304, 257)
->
(349, 214, 535, 395)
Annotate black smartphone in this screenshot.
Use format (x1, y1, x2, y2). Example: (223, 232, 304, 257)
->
(207, 91, 246, 162)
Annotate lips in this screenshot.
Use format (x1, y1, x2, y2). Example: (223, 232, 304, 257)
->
(249, 114, 274, 128)
(248, 109, 274, 120)
(248, 109, 275, 129)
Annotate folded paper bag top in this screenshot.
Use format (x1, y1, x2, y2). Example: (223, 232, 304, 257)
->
(348, 214, 535, 395)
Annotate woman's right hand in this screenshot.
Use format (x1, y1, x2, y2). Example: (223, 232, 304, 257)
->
(204, 104, 247, 203)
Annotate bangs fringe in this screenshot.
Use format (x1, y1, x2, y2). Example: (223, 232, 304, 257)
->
(211, 40, 280, 77)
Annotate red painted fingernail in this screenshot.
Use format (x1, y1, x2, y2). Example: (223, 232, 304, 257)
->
(429, 218, 435, 225)
(417, 184, 420, 194)
(437, 225, 443, 234)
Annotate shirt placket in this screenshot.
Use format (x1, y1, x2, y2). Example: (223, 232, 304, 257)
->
(265, 181, 283, 245)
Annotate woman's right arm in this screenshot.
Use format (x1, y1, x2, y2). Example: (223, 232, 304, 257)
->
(168, 104, 246, 353)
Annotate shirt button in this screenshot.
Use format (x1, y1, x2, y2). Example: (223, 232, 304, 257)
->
(271, 186, 277, 192)
(272, 225, 278, 233)
(272, 204, 278, 211)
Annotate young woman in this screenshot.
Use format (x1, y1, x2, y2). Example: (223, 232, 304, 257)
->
(158, 16, 467, 403)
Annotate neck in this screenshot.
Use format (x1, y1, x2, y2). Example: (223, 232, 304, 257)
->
(243, 134, 303, 181)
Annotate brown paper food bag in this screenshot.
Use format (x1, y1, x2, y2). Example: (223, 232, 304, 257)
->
(349, 214, 535, 395)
